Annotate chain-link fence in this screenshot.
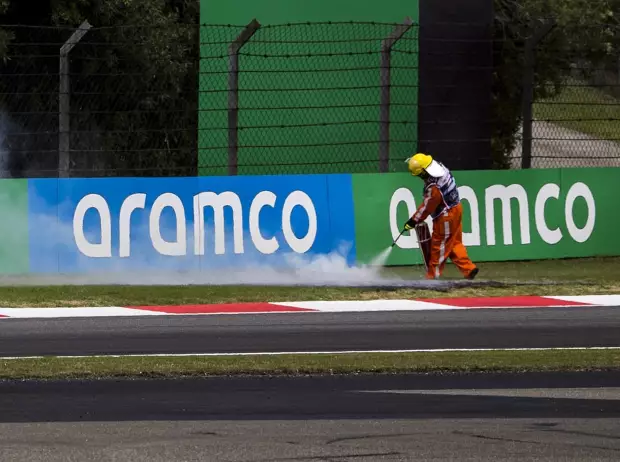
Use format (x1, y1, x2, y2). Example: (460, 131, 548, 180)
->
(198, 21, 418, 176)
(508, 20, 620, 169)
(0, 21, 419, 178)
(0, 23, 199, 178)
(522, 72, 620, 169)
(1, 20, 620, 178)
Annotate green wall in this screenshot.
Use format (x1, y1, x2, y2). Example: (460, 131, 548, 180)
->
(353, 168, 618, 266)
(202, 0, 419, 24)
(0, 180, 29, 274)
(198, 0, 419, 176)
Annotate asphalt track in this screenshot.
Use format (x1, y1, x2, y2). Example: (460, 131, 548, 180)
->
(3, 307, 620, 461)
(1, 305, 620, 357)
(2, 372, 620, 461)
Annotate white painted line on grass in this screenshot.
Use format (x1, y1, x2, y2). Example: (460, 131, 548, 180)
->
(2, 346, 620, 360)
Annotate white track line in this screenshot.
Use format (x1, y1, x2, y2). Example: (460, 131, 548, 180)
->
(2, 346, 620, 360)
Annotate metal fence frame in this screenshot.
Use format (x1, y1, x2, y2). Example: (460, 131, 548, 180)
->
(222, 17, 414, 175)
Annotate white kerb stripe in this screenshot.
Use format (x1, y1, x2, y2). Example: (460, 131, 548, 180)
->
(546, 295, 620, 306)
(271, 300, 459, 312)
(0, 307, 163, 318)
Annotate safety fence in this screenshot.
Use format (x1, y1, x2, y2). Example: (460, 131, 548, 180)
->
(0, 21, 619, 178)
(0, 22, 199, 179)
(198, 21, 418, 176)
(505, 17, 620, 169)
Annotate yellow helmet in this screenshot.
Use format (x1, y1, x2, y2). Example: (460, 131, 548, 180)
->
(405, 153, 433, 176)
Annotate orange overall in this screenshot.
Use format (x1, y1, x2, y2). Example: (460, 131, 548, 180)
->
(412, 185, 477, 279)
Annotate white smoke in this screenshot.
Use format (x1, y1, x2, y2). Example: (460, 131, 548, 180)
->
(0, 114, 440, 288)
(8, 190, 427, 287)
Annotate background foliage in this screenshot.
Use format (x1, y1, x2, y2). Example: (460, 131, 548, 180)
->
(493, 0, 620, 167)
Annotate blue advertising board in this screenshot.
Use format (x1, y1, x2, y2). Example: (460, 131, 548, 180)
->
(27, 174, 355, 273)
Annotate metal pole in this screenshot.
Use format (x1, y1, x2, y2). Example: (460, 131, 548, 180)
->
(228, 19, 260, 176)
(521, 18, 555, 169)
(379, 17, 413, 173)
(59, 20, 91, 178)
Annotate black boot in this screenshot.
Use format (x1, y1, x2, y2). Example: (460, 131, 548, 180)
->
(466, 267, 479, 280)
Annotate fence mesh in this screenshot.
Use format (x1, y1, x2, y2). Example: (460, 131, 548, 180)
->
(198, 22, 418, 175)
(507, 19, 620, 170)
(523, 70, 620, 168)
(0, 21, 619, 178)
(0, 23, 198, 178)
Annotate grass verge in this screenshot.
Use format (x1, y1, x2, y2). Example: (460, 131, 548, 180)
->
(0, 257, 617, 307)
(2, 349, 619, 380)
(533, 79, 620, 140)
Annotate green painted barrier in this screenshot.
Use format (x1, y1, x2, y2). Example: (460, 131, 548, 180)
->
(2, 168, 615, 276)
(353, 168, 618, 265)
(198, 0, 419, 176)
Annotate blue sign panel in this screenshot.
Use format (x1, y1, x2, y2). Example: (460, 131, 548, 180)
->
(27, 174, 356, 273)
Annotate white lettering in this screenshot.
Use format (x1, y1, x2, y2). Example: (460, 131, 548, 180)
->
(193, 191, 244, 256)
(119, 193, 146, 258)
(73, 194, 112, 258)
(565, 182, 596, 243)
(150, 193, 186, 256)
(535, 184, 562, 245)
(250, 191, 279, 255)
(458, 186, 480, 246)
(282, 191, 317, 253)
(485, 184, 530, 245)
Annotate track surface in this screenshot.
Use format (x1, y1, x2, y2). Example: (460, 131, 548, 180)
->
(1, 306, 620, 356)
(2, 372, 620, 461)
(3, 308, 620, 460)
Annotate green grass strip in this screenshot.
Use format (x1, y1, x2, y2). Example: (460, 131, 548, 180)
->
(0, 257, 618, 307)
(2, 349, 619, 380)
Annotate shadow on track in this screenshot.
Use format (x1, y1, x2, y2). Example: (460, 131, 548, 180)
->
(2, 371, 620, 424)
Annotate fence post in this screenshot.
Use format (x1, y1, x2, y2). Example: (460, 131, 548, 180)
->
(228, 19, 260, 176)
(380, 17, 413, 173)
(59, 20, 91, 178)
(521, 18, 556, 169)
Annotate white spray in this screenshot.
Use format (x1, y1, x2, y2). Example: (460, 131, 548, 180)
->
(6, 189, 429, 287)
(369, 246, 393, 267)
(368, 226, 407, 267)
(11, 197, 412, 287)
